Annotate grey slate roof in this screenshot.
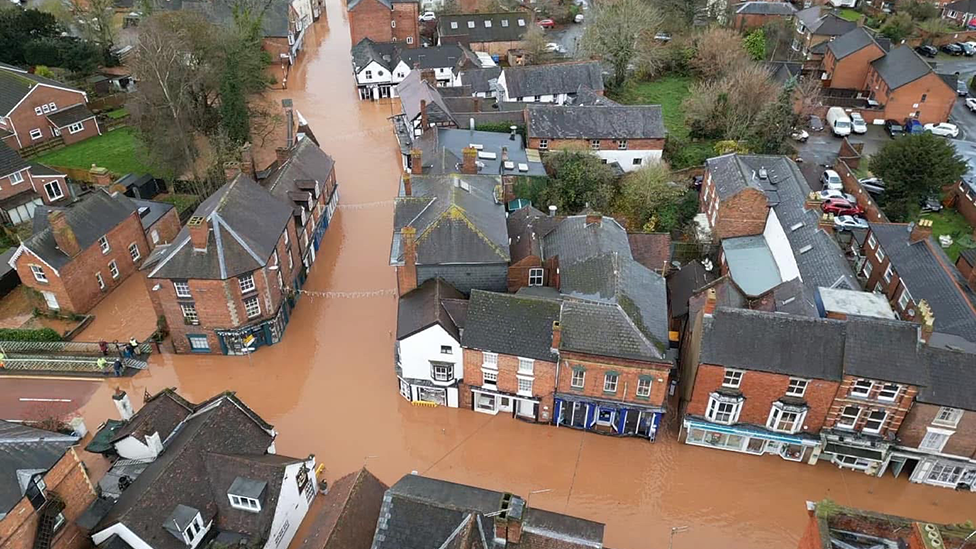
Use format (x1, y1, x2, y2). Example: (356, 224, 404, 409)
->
(47, 103, 95, 128)
(568, 85, 620, 106)
(507, 206, 561, 263)
(261, 136, 337, 204)
(843, 316, 927, 385)
(526, 105, 665, 139)
(412, 128, 546, 177)
(28, 163, 64, 177)
(461, 289, 560, 362)
(871, 46, 942, 90)
(735, 1, 796, 14)
(828, 27, 882, 60)
(918, 347, 976, 410)
(0, 66, 82, 115)
(398, 44, 473, 72)
(132, 199, 174, 230)
(146, 175, 294, 280)
(177, 0, 292, 38)
(943, 0, 976, 13)
(351, 38, 399, 72)
(26, 190, 138, 270)
(706, 153, 766, 200)
(869, 223, 976, 342)
(796, 7, 857, 35)
(542, 215, 631, 267)
(437, 13, 532, 44)
(396, 70, 456, 126)
(767, 62, 802, 85)
(503, 62, 604, 99)
(391, 174, 509, 266)
(397, 278, 466, 340)
(0, 420, 79, 516)
(0, 140, 29, 178)
(458, 67, 501, 94)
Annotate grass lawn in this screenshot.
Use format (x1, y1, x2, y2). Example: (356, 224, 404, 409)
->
(34, 128, 150, 176)
(837, 8, 861, 21)
(105, 108, 129, 119)
(922, 208, 974, 262)
(611, 76, 694, 139)
(156, 193, 200, 214)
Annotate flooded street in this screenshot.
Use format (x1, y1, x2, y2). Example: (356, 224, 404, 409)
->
(47, 3, 975, 548)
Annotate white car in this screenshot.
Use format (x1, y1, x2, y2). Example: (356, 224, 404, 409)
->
(924, 122, 960, 138)
(419, 11, 436, 21)
(574, 13, 584, 22)
(821, 169, 843, 191)
(833, 215, 869, 231)
(545, 42, 565, 53)
(849, 112, 868, 134)
(967, 97, 976, 112)
(818, 189, 857, 203)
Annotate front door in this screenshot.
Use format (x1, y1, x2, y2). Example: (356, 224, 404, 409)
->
(42, 291, 59, 310)
(517, 399, 535, 419)
(498, 396, 513, 413)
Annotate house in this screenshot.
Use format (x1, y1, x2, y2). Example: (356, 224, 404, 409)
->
(0, 421, 94, 549)
(0, 65, 98, 152)
(957, 248, 976, 291)
(9, 190, 152, 314)
(390, 172, 508, 294)
(525, 105, 666, 171)
(437, 13, 532, 56)
(942, 0, 976, 27)
(132, 199, 181, 251)
(370, 474, 605, 549)
(496, 62, 604, 105)
(350, 40, 477, 100)
(84, 389, 318, 549)
(459, 289, 561, 422)
(793, 7, 857, 59)
(404, 127, 546, 179)
(798, 500, 975, 549)
(457, 66, 502, 98)
(821, 27, 887, 89)
(946, 176, 976, 228)
(854, 221, 976, 346)
(732, 1, 796, 31)
(395, 278, 469, 407)
(394, 70, 458, 136)
(287, 468, 387, 549)
(863, 46, 955, 124)
(0, 141, 70, 225)
(347, 0, 419, 47)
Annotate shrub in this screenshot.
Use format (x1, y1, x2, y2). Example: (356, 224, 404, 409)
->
(0, 328, 63, 342)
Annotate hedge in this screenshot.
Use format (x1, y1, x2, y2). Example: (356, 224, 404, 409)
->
(0, 328, 63, 342)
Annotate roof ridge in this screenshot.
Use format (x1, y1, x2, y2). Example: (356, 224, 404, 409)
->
(922, 237, 976, 319)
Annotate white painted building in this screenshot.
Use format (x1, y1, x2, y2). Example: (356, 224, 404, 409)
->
(351, 39, 479, 101)
(496, 62, 604, 105)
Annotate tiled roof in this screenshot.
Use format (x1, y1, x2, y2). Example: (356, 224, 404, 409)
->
(526, 105, 665, 139)
(918, 347, 976, 410)
(458, 67, 501, 94)
(503, 62, 604, 99)
(0, 421, 79, 515)
(843, 316, 927, 385)
(351, 38, 400, 72)
(735, 1, 796, 14)
(0, 66, 81, 115)
(0, 140, 28, 178)
(396, 70, 456, 126)
(827, 27, 882, 60)
(261, 136, 337, 205)
(871, 46, 941, 90)
(437, 13, 532, 44)
(397, 278, 466, 340)
(46, 103, 95, 128)
(461, 290, 560, 362)
(797, 7, 857, 35)
(542, 215, 630, 267)
(294, 468, 387, 549)
(627, 232, 671, 272)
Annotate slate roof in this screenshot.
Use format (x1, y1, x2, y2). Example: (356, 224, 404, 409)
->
(396, 70, 456, 126)
(458, 67, 501, 94)
(871, 46, 943, 90)
(918, 347, 976, 410)
(667, 260, 714, 318)
(767, 62, 802, 86)
(0, 140, 29, 178)
(627, 233, 671, 272)
(461, 290, 560, 362)
(943, 0, 976, 13)
(412, 128, 546, 177)
(542, 215, 631, 267)
(23, 190, 138, 271)
(28, 163, 65, 177)
(146, 175, 294, 280)
(796, 7, 857, 35)
(568, 85, 620, 106)
(398, 44, 474, 72)
(0, 66, 82, 115)
(507, 206, 561, 263)
(526, 105, 665, 140)
(351, 38, 400, 72)
(735, 1, 796, 14)
(869, 223, 976, 342)
(132, 199, 174, 230)
(261, 136, 337, 205)
(397, 278, 467, 340)
(701, 307, 846, 380)
(294, 468, 387, 549)
(706, 153, 766, 200)
(0, 421, 79, 517)
(843, 316, 927, 385)
(503, 62, 604, 99)
(391, 174, 509, 266)
(47, 103, 95, 128)
(177, 0, 292, 38)
(960, 247, 976, 267)
(437, 13, 532, 44)
(559, 253, 669, 362)
(110, 389, 194, 444)
(827, 27, 882, 60)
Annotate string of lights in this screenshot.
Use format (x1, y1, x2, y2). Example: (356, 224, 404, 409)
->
(281, 287, 396, 299)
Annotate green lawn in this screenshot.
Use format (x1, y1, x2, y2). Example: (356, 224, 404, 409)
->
(611, 76, 694, 139)
(156, 193, 200, 214)
(105, 108, 129, 119)
(837, 8, 861, 21)
(922, 208, 974, 262)
(34, 128, 149, 175)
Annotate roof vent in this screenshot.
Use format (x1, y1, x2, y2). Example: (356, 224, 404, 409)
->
(478, 151, 497, 160)
(468, 143, 484, 150)
(504, 161, 515, 169)
(790, 222, 804, 232)
(517, 163, 529, 172)
(758, 167, 768, 179)
(138, 206, 150, 218)
(799, 244, 813, 254)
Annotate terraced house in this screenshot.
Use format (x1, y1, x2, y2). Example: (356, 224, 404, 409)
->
(0, 64, 98, 152)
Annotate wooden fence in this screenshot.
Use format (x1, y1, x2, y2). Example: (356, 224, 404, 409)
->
(88, 94, 126, 112)
(17, 136, 65, 159)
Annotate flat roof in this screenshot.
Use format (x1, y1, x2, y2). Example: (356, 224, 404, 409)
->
(722, 235, 783, 296)
(818, 287, 897, 319)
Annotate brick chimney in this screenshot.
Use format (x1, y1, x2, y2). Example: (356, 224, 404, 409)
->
(550, 320, 561, 350)
(283, 98, 295, 149)
(420, 99, 429, 132)
(89, 164, 113, 187)
(402, 172, 412, 196)
(410, 148, 423, 175)
(818, 213, 834, 235)
(585, 213, 603, 226)
(398, 226, 418, 294)
(462, 147, 478, 174)
(909, 218, 933, 244)
(421, 69, 436, 87)
(917, 300, 935, 344)
(804, 191, 823, 210)
(703, 287, 718, 316)
(501, 146, 509, 163)
(224, 161, 241, 182)
(187, 215, 209, 252)
(48, 209, 80, 257)
(241, 142, 256, 178)
(276, 147, 291, 165)
(493, 494, 524, 544)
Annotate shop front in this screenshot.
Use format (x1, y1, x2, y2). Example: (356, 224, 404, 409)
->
(554, 395, 663, 441)
(899, 453, 976, 491)
(216, 304, 289, 355)
(682, 419, 820, 462)
(471, 387, 540, 421)
(397, 377, 459, 407)
(820, 434, 889, 475)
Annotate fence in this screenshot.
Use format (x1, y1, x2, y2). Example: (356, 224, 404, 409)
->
(88, 94, 126, 112)
(17, 136, 65, 159)
(0, 339, 153, 374)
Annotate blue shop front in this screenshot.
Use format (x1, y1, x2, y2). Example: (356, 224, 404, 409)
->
(554, 393, 664, 440)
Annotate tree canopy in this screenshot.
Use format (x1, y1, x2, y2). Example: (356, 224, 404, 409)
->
(618, 161, 697, 231)
(0, 8, 107, 73)
(869, 133, 968, 221)
(539, 151, 618, 214)
(582, 0, 662, 87)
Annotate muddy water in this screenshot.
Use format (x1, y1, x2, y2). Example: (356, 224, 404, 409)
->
(62, 5, 976, 549)
(76, 275, 158, 342)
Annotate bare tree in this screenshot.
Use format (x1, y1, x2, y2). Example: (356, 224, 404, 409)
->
(683, 62, 777, 141)
(689, 27, 750, 80)
(582, 0, 663, 87)
(70, 0, 118, 49)
(793, 76, 823, 119)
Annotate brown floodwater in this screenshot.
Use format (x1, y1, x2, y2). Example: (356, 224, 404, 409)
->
(56, 4, 976, 548)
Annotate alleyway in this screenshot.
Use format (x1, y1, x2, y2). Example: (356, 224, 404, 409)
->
(26, 4, 976, 549)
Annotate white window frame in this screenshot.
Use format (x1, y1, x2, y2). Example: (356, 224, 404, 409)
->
(128, 242, 140, 262)
(862, 409, 887, 434)
(98, 236, 110, 254)
(34, 106, 43, 116)
(482, 369, 498, 385)
(518, 358, 533, 374)
(432, 363, 453, 382)
(451, 21, 458, 29)
(933, 407, 963, 428)
(68, 122, 84, 134)
(244, 296, 261, 319)
(484, 19, 491, 27)
(850, 379, 873, 398)
(48, 102, 56, 112)
(766, 404, 806, 434)
(603, 373, 618, 393)
(501, 18, 509, 26)
(706, 394, 743, 425)
(517, 18, 525, 26)
(174, 281, 191, 298)
(538, 139, 548, 150)
(636, 377, 651, 398)
(528, 268, 544, 286)
(837, 405, 861, 430)
(30, 264, 47, 282)
(517, 377, 533, 395)
(883, 264, 893, 283)
(617, 139, 627, 150)
(571, 369, 585, 388)
(919, 429, 951, 452)
(96, 272, 105, 290)
(861, 260, 872, 278)
(590, 139, 600, 150)
(239, 273, 256, 294)
(183, 514, 204, 545)
(10, 171, 23, 185)
(108, 260, 119, 279)
(467, 20, 475, 28)
(482, 351, 498, 368)
(867, 233, 877, 249)
(876, 246, 885, 262)
(786, 378, 808, 397)
(43, 180, 63, 201)
(877, 383, 900, 402)
(181, 303, 199, 325)
(30, 128, 43, 140)
(228, 494, 261, 512)
(898, 286, 912, 309)
(722, 369, 743, 388)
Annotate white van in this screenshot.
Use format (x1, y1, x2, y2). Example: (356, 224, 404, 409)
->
(826, 107, 852, 137)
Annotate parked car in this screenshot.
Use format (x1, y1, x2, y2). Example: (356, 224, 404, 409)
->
(960, 42, 975, 56)
(904, 118, 924, 134)
(821, 169, 843, 190)
(924, 122, 960, 137)
(818, 189, 857, 203)
(574, 13, 584, 22)
(538, 18, 555, 28)
(914, 45, 938, 58)
(545, 42, 565, 53)
(821, 198, 865, 216)
(859, 177, 885, 195)
(883, 119, 904, 137)
(850, 112, 868, 134)
(921, 196, 943, 212)
(941, 43, 964, 55)
(826, 107, 852, 137)
(809, 115, 824, 132)
(419, 11, 436, 21)
(958, 78, 970, 96)
(834, 215, 870, 231)
(792, 128, 809, 142)
(966, 97, 976, 112)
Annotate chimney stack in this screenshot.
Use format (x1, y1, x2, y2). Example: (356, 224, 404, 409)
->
(276, 147, 291, 165)
(501, 146, 509, 162)
(89, 164, 113, 187)
(421, 69, 436, 86)
(818, 213, 834, 235)
(804, 191, 823, 210)
(241, 143, 256, 178)
(551, 321, 561, 350)
(113, 387, 134, 421)
(48, 209, 81, 257)
(187, 215, 209, 252)
(585, 213, 603, 226)
(224, 161, 241, 183)
(282, 98, 295, 150)
(410, 149, 423, 175)
(917, 300, 935, 344)
(420, 100, 430, 133)
(909, 218, 933, 244)
(462, 147, 478, 174)
(493, 494, 525, 544)
(398, 226, 418, 294)
(703, 287, 718, 316)
(403, 172, 412, 196)
(548, 205, 557, 217)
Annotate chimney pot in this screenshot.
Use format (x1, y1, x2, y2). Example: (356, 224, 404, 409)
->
(551, 320, 561, 349)
(403, 172, 412, 196)
(223, 161, 241, 183)
(462, 147, 478, 174)
(275, 147, 291, 166)
(548, 205, 557, 217)
(241, 143, 256, 178)
(703, 287, 718, 315)
(48, 209, 81, 257)
(89, 165, 113, 187)
(187, 215, 209, 252)
(917, 300, 935, 343)
(410, 148, 423, 175)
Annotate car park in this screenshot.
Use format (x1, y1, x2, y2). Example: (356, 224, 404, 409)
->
(821, 198, 865, 216)
(924, 122, 960, 137)
(967, 97, 976, 112)
(941, 43, 964, 55)
(538, 18, 555, 28)
(826, 107, 852, 137)
(821, 169, 843, 190)
(958, 78, 970, 96)
(833, 215, 870, 231)
(914, 45, 938, 58)
(960, 42, 975, 56)
(818, 189, 857, 203)
(849, 112, 867, 134)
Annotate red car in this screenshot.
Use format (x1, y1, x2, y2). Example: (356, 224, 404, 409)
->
(821, 198, 864, 216)
(538, 18, 555, 28)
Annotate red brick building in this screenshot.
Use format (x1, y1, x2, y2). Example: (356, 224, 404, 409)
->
(10, 190, 151, 314)
(0, 422, 96, 549)
(0, 65, 99, 152)
(797, 501, 974, 549)
(132, 199, 182, 251)
(820, 28, 886, 89)
(947, 177, 976, 229)
(347, 0, 419, 47)
(957, 248, 976, 291)
(732, 1, 796, 32)
(0, 141, 70, 225)
(699, 154, 770, 240)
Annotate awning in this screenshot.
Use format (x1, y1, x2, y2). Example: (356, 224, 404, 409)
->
(84, 419, 126, 454)
(684, 419, 818, 446)
(824, 443, 885, 462)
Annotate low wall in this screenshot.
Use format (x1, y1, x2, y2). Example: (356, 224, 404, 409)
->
(833, 159, 888, 223)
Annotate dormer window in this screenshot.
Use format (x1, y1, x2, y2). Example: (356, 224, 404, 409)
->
(228, 477, 266, 513)
(164, 505, 207, 548)
(229, 494, 261, 511)
(183, 514, 204, 544)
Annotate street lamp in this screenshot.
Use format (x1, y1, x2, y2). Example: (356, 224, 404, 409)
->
(669, 526, 689, 549)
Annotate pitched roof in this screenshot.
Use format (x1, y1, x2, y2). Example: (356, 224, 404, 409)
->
(458, 67, 502, 94)
(706, 153, 766, 200)
(667, 260, 714, 318)
(767, 61, 802, 85)
(869, 223, 976, 342)
(796, 7, 857, 35)
(177, 0, 293, 37)
(146, 175, 294, 280)
(294, 468, 387, 549)
(396, 70, 456, 126)
(397, 278, 467, 340)
(526, 105, 665, 139)
(627, 232, 671, 272)
(503, 62, 604, 99)
(347, 0, 416, 11)
(437, 13, 532, 44)
(398, 44, 473, 71)
(261, 136, 337, 204)
(542, 215, 631, 266)
(0, 140, 29, 178)
(735, 1, 796, 14)
(0, 66, 82, 115)
(110, 389, 194, 444)
(870, 46, 943, 90)
(944, 0, 976, 13)
(0, 421, 79, 516)
(461, 290, 560, 362)
(351, 38, 399, 72)
(843, 317, 927, 385)
(507, 206, 561, 263)
(47, 103, 95, 128)
(918, 347, 976, 410)
(827, 27, 883, 60)
(412, 128, 546, 177)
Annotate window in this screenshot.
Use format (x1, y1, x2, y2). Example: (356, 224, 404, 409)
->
(30, 128, 42, 140)
(528, 268, 544, 286)
(636, 377, 651, 398)
(483, 351, 498, 367)
(919, 430, 950, 452)
(837, 405, 861, 430)
(484, 20, 491, 27)
(406, 36, 413, 44)
(928, 463, 964, 485)
(874, 282, 883, 294)
(921, 93, 927, 103)
(538, 139, 548, 150)
(451, 21, 458, 28)
(229, 494, 261, 512)
(467, 20, 475, 28)
(108, 260, 119, 279)
(501, 19, 509, 26)
(787, 378, 808, 397)
(898, 287, 912, 310)
(867, 233, 877, 249)
(722, 369, 743, 388)
(483, 370, 498, 384)
(632, 158, 642, 166)
(151, 230, 159, 244)
(365, 70, 372, 79)
(43, 180, 63, 200)
(431, 363, 453, 381)
(517, 18, 525, 26)
(181, 303, 199, 325)
(933, 407, 963, 428)
(48, 102, 56, 111)
(239, 273, 256, 294)
(875, 246, 885, 262)
(391, 20, 396, 27)
(174, 281, 191, 298)
(877, 383, 900, 401)
(10, 171, 23, 184)
(767, 406, 804, 433)
(68, 122, 84, 134)
(533, 95, 541, 102)
(35, 106, 43, 116)
(590, 139, 600, 150)
(518, 377, 533, 394)
(706, 394, 742, 424)
(128, 242, 141, 262)
(440, 345, 452, 355)
(518, 358, 534, 374)
(863, 410, 887, 434)
(571, 369, 585, 388)
(617, 140, 627, 150)
(850, 379, 873, 398)
(98, 236, 110, 254)
(603, 373, 618, 393)
(96, 272, 105, 290)
(52, 512, 65, 533)
(244, 296, 261, 318)
(30, 265, 47, 282)
(183, 514, 204, 545)
(861, 260, 873, 278)
(288, 250, 294, 270)
(883, 264, 892, 283)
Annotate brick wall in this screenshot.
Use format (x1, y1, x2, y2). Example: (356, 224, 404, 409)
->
(823, 45, 885, 90)
(857, 229, 920, 321)
(349, 0, 394, 46)
(146, 207, 182, 250)
(897, 402, 976, 458)
(0, 447, 96, 549)
(556, 352, 670, 408)
(834, 160, 886, 223)
(57, 119, 99, 147)
(4, 87, 89, 151)
(467, 41, 527, 57)
(715, 189, 769, 240)
(526, 138, 665, 152)
(878, 72, 955, 125)
(32, 175, 70, 206)
(823, 375, 918, 437)
(0, 169, 34, 202)
(392, 3, 420, 45)
(956, 253, 976, 291)
(734, 13, 788, 32)
(948, 182, 976, 228)
(507, 256, 549, 292)
(458, 348, 556, 422)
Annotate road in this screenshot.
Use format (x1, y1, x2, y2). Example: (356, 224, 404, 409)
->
(0, 377, 101, 423)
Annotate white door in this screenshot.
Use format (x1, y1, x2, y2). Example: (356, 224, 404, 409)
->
(517, 400, 535, 418)
(42, 291, 59, 310)
(498, 396, 513, 413)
